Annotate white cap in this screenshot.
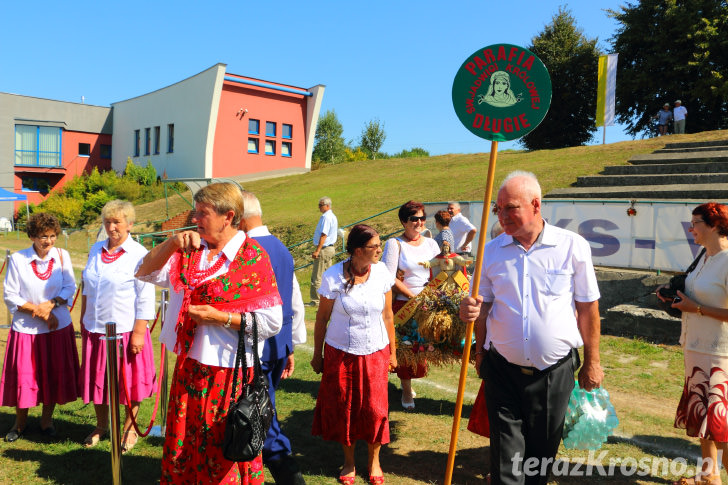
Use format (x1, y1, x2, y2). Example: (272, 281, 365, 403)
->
(675, 100, 681, 104)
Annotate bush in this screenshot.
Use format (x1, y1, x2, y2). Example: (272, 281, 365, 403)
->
(392, 147, 430, 158)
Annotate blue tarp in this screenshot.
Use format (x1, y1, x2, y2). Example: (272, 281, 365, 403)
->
(0, 187, 27, 202)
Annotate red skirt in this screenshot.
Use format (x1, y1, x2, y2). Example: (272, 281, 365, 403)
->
(467, 381, 490, 437)
(0, 325, 80, 408)
(161, 357, 264, 485)
(79, 327, 156, 406)
(312, 344, 390, 445)
(393, 299, 427, 379)
(675, 350, 728, 441)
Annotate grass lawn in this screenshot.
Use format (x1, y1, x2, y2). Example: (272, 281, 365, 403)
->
(1, 131, 727, 483)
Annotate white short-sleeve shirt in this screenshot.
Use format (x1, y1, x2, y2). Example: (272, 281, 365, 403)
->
(381, 237, 440, 300)
(450, 213, 477, 253)
(477, 222, 601, 369)
(318, 261, 395, 355)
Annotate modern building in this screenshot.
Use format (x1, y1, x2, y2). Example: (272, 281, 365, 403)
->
(112, 63, 325, 180)
(0, 93, 112, 217)
(0, 63, 325, 220)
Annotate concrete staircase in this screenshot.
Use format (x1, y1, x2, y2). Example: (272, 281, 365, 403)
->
(545, 139, 728, 343)
(544, 140, 728, 200)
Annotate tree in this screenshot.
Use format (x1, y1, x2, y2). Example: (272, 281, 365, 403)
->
(520, 7, 603, 150)
(610, 0, 728, 136)
(313, 110, 346, 163)
(359, 119, 386, 159)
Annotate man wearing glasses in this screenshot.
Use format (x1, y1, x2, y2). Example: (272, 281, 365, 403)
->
(309, 197, 338, 306)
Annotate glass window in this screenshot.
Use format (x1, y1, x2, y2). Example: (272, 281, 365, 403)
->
(154, 126, 160, 154)
(281, 142, 292, 157)
(282, 124, 292, 139)
(248, 138, 259, 154)
(168, 124, 174, 153)
(100, 144, 112, 159)
(15, 125, 62, 167)
(265, 140, 275, 155)
(134, 129, 140, 157)
(79, 143, 91, 156)
(21, 177, 50, 194)
(145, 128, 151, 155)
(266, 121, 276, 137)
(248, 119, 259, 134)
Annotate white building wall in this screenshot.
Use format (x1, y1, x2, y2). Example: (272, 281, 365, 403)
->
(111, 64, 226, 179)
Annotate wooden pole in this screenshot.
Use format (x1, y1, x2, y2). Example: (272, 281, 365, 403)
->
(444, 140, 499, 485)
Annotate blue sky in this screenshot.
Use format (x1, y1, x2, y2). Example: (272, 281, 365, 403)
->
(0, 1, 630, 155)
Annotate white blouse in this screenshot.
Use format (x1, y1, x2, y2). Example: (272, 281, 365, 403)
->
(4, 246, 76, 334)
(82, 236, 156, 334)
(681, 249, 728, 356)
(139, 231, 283, 368)
(318, 261, 395, 355)
(381, 236, 440, 300)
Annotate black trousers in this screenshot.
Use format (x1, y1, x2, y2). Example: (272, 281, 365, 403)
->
(482, 346, 579, 485)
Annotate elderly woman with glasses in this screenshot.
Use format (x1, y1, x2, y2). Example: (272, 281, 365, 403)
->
(381, 200, 439, 410)
(1, 213, 78, 442)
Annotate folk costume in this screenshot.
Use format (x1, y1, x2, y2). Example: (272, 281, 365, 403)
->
(147, 231, 282, 485)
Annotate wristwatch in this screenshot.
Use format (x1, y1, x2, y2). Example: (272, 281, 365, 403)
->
(53, 298, 62, 308)
(223, 312, 233, 328)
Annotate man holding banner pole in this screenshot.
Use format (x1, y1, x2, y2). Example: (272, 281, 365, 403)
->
(460, 171, 603, 485)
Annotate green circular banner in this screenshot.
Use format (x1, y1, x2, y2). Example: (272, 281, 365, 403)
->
(452, 44, 552, 142)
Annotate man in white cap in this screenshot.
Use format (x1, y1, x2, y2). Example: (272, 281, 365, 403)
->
(673, 100, 688, 134)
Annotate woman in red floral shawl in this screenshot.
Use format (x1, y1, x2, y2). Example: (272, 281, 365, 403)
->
(136, 183, 283, 485)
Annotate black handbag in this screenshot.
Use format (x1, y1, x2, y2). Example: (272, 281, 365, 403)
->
(657, 247, 706, 318)
(222, 313, 274, 462)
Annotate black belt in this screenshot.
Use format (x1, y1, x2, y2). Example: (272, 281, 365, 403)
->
(489, 344, 576, 376)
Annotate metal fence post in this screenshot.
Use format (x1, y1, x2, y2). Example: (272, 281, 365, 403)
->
(150, 289, 170, 437)
(103, 322, 123, 485)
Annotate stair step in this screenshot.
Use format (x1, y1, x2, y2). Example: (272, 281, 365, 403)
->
(663, 140, 728, 150)
(655, 145, 728, 153)
(544, 183, 728, 200)
(629, 150, 728, 165)
(603, 162, 728, 175)
(576, 173, 728, 187)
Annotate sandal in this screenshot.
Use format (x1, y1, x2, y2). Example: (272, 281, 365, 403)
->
(674, 474, 722, 485)
(338, 475, 356, 485)
(401, 389, 416, 410)
(121, 429, 139, 453)
(369, 475, 385, 484)
(83, 427, 107, 448)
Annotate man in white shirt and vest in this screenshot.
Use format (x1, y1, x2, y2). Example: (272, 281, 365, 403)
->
(308, 196, 338, 306)
(460, 171, 603, 485)
(448, 201, 477, 256)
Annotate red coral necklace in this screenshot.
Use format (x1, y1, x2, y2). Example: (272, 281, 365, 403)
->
(31, 258, 54, 280)
(101, 247, 125, 264)
(187, 250, 227, 287)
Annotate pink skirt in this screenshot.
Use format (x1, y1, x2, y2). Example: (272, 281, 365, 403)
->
(79, 327, 156, 406)
(312, 344, 390, 445)
(675, 349, 728, 441)
(0, 325, 80, 408)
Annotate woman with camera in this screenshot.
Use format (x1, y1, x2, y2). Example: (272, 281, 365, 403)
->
(657, 202, 728, 485)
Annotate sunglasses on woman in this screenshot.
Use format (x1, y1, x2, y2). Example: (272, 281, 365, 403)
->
(408, 215, 426, 222)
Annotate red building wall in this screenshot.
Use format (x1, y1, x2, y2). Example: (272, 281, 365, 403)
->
(212, 79, 306, 178)
(14, 130, 112, 210)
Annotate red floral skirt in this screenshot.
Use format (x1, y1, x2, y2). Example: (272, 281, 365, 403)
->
(674, 350, 728, 442)
(467, 381, 490, 437)
(161, 357, 264, 485)
(312, 344, 390, 445)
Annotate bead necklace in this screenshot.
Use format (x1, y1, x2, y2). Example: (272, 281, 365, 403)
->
(403, 232, 421, 242)
(31, 258, 54, 280)
(101, 247, 125, 264)
(187, 250, 227, 288)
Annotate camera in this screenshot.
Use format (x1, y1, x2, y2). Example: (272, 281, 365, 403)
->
(658, 286, 679, 299)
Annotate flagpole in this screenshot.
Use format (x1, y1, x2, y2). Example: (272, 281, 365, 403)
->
(444, 139, 498, 485)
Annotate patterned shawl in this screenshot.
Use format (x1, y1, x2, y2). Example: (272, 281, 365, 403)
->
(169, 236, 282, 360)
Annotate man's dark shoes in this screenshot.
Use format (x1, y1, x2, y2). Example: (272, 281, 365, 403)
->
(5, 428, 23, 442)
(267, 454, 306, 485)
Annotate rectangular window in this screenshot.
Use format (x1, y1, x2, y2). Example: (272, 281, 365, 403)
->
(134, 129, 140, 157)
(100, 144, 112, 159)
(265, 140, 275, 155)
(144, 128, 151, 155)
(154, 126, 160, 154)
(79, 143, 91, 156)
(15, 125, 62, 167)
(248, 138, 259, 154)
(281, 141, 292, 157)
(21, 177, 50, 194)
(282, 124, 292, 139)
(265, 121, 276, 137)
(248, 119, 260, 135)
(167, 124, 174, 153)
